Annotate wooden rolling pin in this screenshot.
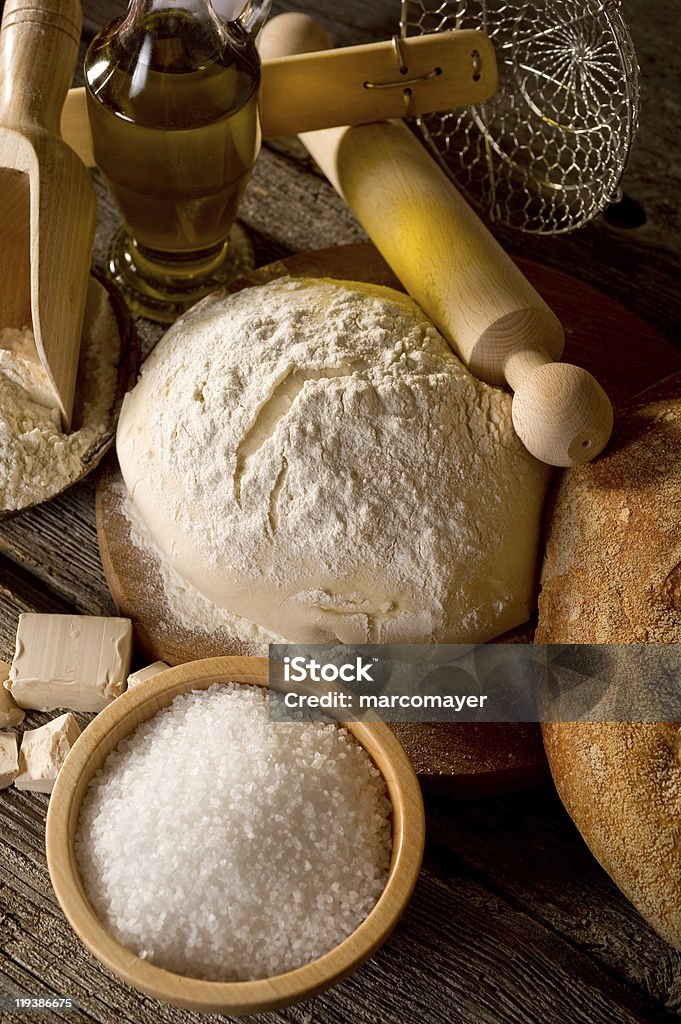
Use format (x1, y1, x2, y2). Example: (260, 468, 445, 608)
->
(260, 14, 614, 468)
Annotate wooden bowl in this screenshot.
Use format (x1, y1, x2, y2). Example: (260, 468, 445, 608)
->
(46, 655, 425, 1015)
(0, 270, 140, 519)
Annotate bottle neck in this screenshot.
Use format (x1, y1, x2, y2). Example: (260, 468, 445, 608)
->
(109, 0, 233, 75)
(121, 0, 219, 29)
(115, 0, 224, 43)
(234, 0, 271, 39)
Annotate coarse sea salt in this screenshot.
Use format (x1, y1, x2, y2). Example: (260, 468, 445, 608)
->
(75, 683, 392, 981)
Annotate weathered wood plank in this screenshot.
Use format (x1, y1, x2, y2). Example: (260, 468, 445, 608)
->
(426, 788, 681, 1013)
(2, 818, 676, 1024)
(0, 480, 115, 629)
(4, 741, 679, 1021)
(0, 562, 78, 663)
(3, 764, 677, 1023)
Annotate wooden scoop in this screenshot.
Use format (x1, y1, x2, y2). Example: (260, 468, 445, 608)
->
(260, 14, 614, 468)
(0, 0, 97, 431)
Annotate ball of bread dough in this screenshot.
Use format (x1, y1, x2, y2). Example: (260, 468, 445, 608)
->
(117, 277, 550, 643)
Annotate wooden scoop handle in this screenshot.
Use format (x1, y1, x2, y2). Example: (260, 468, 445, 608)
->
(0, 0, 81, 134)
(260, 29, 497, 136)
(260, 13, 614, 467)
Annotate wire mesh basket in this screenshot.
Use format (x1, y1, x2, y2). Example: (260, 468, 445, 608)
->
(401, 0, 640, 233)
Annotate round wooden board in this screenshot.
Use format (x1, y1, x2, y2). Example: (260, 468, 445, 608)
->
(96, 243, 681, 796)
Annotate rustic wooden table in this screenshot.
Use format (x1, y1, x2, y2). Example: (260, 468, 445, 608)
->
(1, 1, 680, 1022)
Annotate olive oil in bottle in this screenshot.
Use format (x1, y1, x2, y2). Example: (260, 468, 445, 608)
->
(85, 0, 271, 322)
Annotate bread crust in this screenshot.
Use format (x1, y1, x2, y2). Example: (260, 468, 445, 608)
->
(537, 372, 681, 948)
(542, 721, 681, 947)
(538, 373, 681, 644)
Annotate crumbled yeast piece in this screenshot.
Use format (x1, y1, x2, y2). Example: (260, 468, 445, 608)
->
(0, 732, 19, 789)
(127, 661, 169, 690)
(14, 713, 81, 793)
(0, 660, 24, 727)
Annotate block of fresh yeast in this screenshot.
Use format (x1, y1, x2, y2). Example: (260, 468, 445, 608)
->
(0, 660, 24, 727)
(14, 713, 81, 793)
(0, 732, 19, 790)
(7, 614, 133, 712)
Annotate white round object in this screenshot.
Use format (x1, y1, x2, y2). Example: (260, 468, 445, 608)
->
(117, 277, 550, 643)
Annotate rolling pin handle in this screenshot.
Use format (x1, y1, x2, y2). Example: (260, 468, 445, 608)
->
(511, 361, 614, 467)
(257, 12, 332, 60)
(502, 345, 553, 392)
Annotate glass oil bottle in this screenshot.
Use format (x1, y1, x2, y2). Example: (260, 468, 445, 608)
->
(84, 0, 271, 322)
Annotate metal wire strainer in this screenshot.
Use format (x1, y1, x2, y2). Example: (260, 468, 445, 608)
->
(400, 0, 640, 233)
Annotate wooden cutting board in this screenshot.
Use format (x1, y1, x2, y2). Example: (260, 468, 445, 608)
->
(96, 242, 681, 796)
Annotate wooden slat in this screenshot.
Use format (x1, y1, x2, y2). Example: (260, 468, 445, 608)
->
(1, 829, 676, 1024)
(426, 790, 681, 1012)
(0, 480, 114, 627)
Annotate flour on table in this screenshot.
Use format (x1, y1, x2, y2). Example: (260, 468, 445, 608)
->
(0, 287, 119, 511)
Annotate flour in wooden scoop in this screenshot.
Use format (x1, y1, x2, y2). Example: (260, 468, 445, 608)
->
(0, 287, 119, 512)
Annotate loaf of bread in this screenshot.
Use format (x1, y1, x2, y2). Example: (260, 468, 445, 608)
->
(537, 372, 681, 948)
